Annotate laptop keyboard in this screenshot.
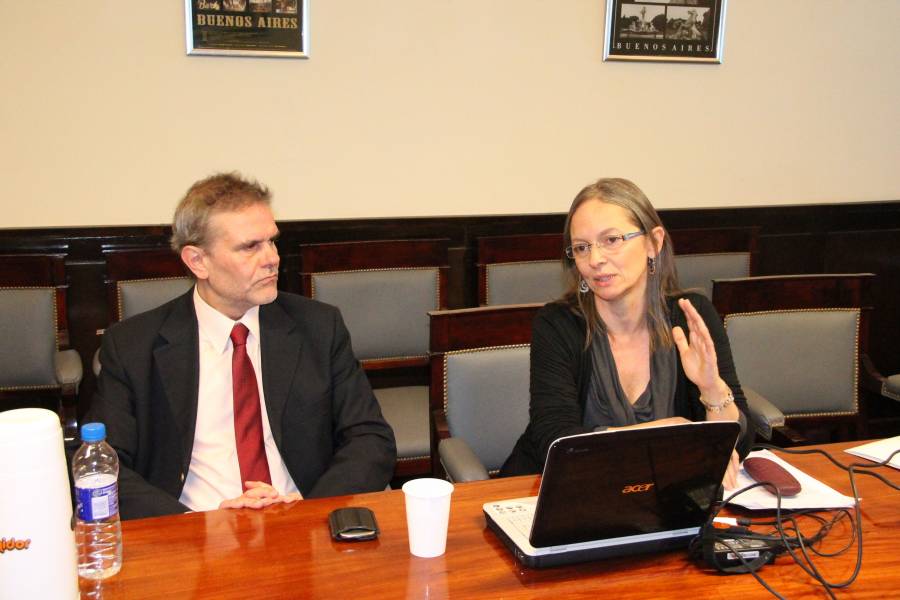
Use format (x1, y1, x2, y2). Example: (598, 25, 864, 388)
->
(493, 502, 535, 538)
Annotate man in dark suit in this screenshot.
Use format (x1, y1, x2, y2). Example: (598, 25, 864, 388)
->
(89, 172, 396, 520)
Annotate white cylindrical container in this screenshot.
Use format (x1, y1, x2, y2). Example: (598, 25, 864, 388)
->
(402, 478, 454, 558)
(0, 408, 79, 599)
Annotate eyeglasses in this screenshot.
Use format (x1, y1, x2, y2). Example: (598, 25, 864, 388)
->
(565, 231, 645, 259)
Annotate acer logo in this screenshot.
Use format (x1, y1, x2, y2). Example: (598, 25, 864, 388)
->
(621, 483, 654, 494)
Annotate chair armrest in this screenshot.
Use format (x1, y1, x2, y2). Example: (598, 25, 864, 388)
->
(860, 354, 885, 393)
(92, 347, 102, 377)
(743, 386, 785, 441)
(432, 409, 450, 441)
(55, 349, 83, 389)
(860, 353, 899, 402)
(430, 410, 451, 479)
(438, 437, 490, 483)
(883, 374, 900, 402)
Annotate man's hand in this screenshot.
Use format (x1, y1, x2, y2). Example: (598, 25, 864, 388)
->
(218, 481, 303, 510)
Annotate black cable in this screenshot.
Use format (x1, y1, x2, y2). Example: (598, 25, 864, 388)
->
(754, 443, 899, 592)
(756, 456, 853, 596)
(797, 511, 854, 558)
(771, 505, 846, 598)
(743, 511, 848, 550)
(774, 464, 863, 591)
(702, 481, 840, 598)
(697, 443, 899, 597)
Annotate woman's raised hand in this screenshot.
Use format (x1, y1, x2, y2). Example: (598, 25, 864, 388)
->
(671, 297, 721, 394)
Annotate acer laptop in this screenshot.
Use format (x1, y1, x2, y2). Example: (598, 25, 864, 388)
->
(484, 421, 740, 568)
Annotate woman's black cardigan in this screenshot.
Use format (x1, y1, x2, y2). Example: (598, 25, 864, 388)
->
(500, 292, 752, 476)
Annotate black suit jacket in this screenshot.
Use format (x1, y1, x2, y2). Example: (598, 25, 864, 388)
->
(88, 289, 396, 520)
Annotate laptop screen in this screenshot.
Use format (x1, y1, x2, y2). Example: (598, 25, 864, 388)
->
(529, 421, 740, 548)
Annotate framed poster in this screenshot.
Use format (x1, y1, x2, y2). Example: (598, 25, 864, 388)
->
(603, 0, 727, 63)
(185, 0, 309, 58)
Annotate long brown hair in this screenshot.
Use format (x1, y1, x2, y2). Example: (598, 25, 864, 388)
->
(560, 178, 681, 351)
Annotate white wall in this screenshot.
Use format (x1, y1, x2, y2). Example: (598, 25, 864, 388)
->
(1, 1, 898, 227)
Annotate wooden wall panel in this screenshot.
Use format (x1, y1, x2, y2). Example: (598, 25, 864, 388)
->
(825, 229, 900, 377)
(756, 233, 825, 276)
(1, 201, 898, 419)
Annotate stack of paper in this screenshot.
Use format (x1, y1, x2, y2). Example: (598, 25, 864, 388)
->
(844, 436, 900, 470)
(725, 450, 856, 511)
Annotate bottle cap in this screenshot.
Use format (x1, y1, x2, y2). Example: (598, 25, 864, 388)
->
(80, 422, 106, 443)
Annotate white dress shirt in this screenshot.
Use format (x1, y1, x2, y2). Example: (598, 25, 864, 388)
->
(179, 288, 299, 511)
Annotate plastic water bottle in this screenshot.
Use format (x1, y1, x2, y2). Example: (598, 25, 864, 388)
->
(72, 422, 123, 579)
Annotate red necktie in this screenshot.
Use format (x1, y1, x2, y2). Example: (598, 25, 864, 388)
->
(230, 323, 271, 490)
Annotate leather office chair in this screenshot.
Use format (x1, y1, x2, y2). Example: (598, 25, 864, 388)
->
(93, 248, 192, 375)
(0, 254, 82, 442)
(476, 233, 567, 306)
(300, 239, 450, 477)
(669, 226, 760, 299)
(429, 304, 540, 481)
(713, 273, 880, 445)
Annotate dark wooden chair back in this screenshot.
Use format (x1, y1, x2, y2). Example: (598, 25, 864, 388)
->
(299, 239, 450, 370)
(429, 303, 540, 476)
(299, 239, 450, 478)
(0, 253, 70, 345)
(475, 233, 566, 306)
(713, 273, 876, 443)
(668, 226, 760, 298)
(103, 247, 191, 324)
(0, 253, 80, 440)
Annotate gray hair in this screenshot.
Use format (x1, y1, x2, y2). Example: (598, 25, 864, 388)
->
(170, 172, 271, 253)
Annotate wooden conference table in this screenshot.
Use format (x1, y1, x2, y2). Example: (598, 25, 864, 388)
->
(82, 441, 899, 599)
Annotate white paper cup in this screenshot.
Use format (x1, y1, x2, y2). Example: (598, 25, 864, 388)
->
(0, 408, 79, 599)
(402, 478, 454, 558)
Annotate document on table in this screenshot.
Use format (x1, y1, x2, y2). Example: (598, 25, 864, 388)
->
(725, 450, 856, 511)
(845, 436, 900, 470)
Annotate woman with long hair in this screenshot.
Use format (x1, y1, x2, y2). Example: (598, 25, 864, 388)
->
(500, 178, 751, 486)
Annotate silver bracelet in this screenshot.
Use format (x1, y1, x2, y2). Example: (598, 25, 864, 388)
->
(700, 388, 735, 413)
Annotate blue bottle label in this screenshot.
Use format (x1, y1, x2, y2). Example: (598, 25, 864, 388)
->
(75, 475, 119, 521)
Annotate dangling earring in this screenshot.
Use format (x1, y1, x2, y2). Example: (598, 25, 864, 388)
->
(579, 279, 590, 293)
(647, 256, 657, 276)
